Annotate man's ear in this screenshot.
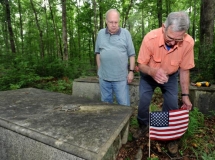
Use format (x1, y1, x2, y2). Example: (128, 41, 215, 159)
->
(162, 24, 165, 33)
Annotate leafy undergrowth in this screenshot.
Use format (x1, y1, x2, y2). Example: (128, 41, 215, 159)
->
(116, 91, 215, 160)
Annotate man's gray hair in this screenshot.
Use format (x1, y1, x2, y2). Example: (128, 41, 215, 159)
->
(105, 9, 120, 20)
(164, 11, 190, 32)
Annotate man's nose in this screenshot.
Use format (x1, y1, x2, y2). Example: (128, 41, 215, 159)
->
(112, 23, 117, 26)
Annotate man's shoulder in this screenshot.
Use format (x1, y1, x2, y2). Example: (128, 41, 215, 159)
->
(120, 28, 131, 34)
(145, 28, 161, 40)
(98, 28, 106, 34)
(96, 29, 108, 40)
(142, 28, 162, 45)
(184, 34, 194, 45)
(120, 28, 128, 32)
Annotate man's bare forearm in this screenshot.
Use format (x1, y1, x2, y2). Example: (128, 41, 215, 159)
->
(180, 69, 190, 94)
(96, 54, 100, 69)
(138, 63, 154, 76)
(129, 56, 135, 70)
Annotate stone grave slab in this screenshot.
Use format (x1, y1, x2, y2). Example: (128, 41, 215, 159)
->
(0, 88, 132, 160)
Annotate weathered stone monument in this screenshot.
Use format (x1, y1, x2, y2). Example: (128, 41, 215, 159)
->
(189, 85, 215, 115)
(72, 76, 139, 106)
(0, 88, 132, 160)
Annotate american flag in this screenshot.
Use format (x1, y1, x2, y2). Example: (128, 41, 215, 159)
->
(149, 109, 189, 141)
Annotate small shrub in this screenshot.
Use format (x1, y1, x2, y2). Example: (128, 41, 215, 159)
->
(202, 150, 215, 160)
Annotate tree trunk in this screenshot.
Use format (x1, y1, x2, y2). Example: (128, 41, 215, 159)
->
(62, 0, 68, 61)
(18, 0, 23, 54)
(76, 0, 81, 59)
(98, 0, 104, 30)
(0, 3, 9, 54)
(48, 0, 62, 57)
(122, 0, 133, 28)
(157, 0, 162, 27)
(192, 0, 197, 40)
(30, 0, 45, 58)
(165, 0, 171, 16)
(92, 0, 97, 66)
(199, 0, 215, 59)
(5, 0, 16, 53)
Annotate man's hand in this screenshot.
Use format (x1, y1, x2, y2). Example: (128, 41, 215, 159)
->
(151, 68, 169, 84)
(181, 96, 192, 110)
(138, 64, 168, 84)
(127, 71, 134, 84)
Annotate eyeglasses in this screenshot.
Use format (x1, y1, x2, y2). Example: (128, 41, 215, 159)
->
(107, 21, 119, 25)
(165, 34, 184, 42)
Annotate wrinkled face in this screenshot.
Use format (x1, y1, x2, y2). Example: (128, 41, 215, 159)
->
(163, 25, 186, 46)
(106, 11, 120, 34)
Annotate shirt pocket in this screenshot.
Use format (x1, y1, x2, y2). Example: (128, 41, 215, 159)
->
(148, 54, 161, 68)
(153, 55, 161, 63)
(171, 60, 180, 67)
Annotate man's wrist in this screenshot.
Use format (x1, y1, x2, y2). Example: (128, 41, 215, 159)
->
(181, 94, 189, 96)
(129, 70, 135, 73)
(148, 68, 156, 77)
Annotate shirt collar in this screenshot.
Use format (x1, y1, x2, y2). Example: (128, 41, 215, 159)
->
(105, 27, 121, 35)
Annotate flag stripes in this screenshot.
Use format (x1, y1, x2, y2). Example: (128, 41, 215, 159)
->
(150, 109, 189, 141)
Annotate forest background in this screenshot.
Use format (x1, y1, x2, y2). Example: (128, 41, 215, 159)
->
(0, 0, 215, 93)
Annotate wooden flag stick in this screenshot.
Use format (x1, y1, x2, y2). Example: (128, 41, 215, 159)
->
(149, 106, 151, 158)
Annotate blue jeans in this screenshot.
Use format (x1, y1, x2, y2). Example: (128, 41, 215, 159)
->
(99, 78, 130, 106)
(138, 71, 179, 126)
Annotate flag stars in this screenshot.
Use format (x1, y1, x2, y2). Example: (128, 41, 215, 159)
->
(150, 112, 169, 127)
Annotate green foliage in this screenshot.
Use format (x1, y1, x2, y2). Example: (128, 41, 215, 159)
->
(0, 54, 78, 92)
(130, 116, 139, 128)
(34, 57, 66, 78)
(149, 88, 162, 111)
(184, 107, 204, 137)
(181, 107, 204, 148)
(33, 77, 73, 94)
(202, 150, 215, 160)
(180, 107, 215, 159)
(208, 110, 215, 117)
(1, 0, 215, 89)
(150, 104, 160, 112)
(154, 87, 162, 94)
(0, 63, 41, 90)
(127, 132, 133, 141)
(68, 57, 97, 79)
(1, 0, 215, 90)
(129, 115, 139, 141)
(194, 45, 215, 83)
